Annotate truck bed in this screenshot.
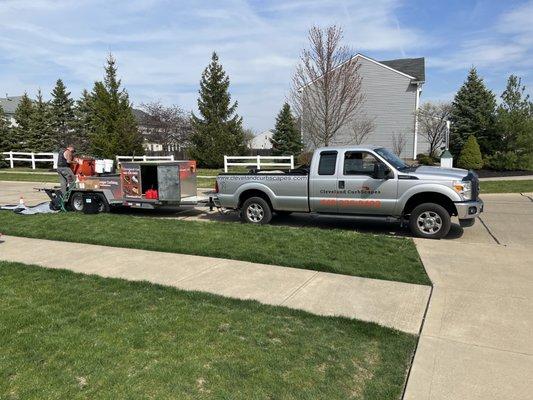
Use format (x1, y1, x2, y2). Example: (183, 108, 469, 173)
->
(216, 169, 310, 212)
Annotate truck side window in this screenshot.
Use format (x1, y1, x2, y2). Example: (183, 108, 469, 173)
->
(318, 151, 337, 175)
(344, 151, 379, 175)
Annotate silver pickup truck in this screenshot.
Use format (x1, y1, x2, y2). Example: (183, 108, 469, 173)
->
(214, 146, 483, 239)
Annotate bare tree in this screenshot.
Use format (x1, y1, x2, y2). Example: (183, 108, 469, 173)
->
(290, 25, 365, 148)
(140, 101, 192, 152)
(417, 102, 452, 157)
(349, 114, 375, 145)
(392, 132, 407, 156)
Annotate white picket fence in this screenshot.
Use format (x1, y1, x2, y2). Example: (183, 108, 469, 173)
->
(1, 151, 58, 169)
(116, 155, 175, 166)
(224, 155, 294, 172)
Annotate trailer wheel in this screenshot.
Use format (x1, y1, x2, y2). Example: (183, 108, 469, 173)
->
(409, 203, 451, 239)
(69, 192, 84, 212)
(241, 197, 272, 224)
(96, 194, 110, 213)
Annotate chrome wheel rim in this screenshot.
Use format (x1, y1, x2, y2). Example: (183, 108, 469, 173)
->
(246, 203, 264, 222)
(73, 196, 84, 211)
(417, 211, 442, 234)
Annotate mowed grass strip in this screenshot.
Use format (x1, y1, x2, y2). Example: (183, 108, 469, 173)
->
(0, 261, 416, 400)
(0, 212, 428, 285)
(480, 179, 533, 193)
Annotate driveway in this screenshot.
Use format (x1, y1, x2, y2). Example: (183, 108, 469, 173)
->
(404, 193, 533, 400)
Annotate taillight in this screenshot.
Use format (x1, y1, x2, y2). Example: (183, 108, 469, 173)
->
(215, 181, 219, 193)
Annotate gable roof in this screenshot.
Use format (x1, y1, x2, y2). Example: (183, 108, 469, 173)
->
(0, 96, 24, 115)
(380, 57, 425, 82)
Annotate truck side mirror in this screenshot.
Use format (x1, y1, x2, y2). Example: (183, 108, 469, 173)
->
(373, 163, 389, 179)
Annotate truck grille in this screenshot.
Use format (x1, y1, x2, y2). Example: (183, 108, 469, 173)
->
(471, 174, 479, 200)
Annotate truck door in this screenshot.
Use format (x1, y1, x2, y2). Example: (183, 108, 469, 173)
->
(309, 150, 339, 213)
(337, 150, 397, 215)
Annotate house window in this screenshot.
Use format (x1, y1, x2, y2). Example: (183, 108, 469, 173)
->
(318, 151, 337, 175)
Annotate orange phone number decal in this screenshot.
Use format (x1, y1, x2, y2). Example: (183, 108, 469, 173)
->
(319, 199, 382, 208)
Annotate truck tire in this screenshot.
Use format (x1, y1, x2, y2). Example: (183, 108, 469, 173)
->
(241, 197, 272, 224)
(409, 203, 451, 239)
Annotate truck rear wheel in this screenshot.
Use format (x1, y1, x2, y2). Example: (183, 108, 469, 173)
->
(409, 203, 451, 239)
(241, 197, 272, 224)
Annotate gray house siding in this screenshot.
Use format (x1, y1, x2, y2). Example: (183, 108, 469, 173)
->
(302, 56, 428, 159)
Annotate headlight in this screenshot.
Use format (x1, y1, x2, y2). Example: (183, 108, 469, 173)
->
(453, 180, 472, 200)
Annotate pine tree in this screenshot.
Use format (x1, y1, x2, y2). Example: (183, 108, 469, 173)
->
(190, 52, 245, 167)
(450, 68, 497, 157)
(88, 54, 144, 158)
(0, 105, 14, 167)
(271, 103, 302, 156)
(29, 89, 55, 152)
(13, 93, 34, 151)
(50, 78, 75, 147)
(73, 89, 94, 152)
(497, 75, 533, 155)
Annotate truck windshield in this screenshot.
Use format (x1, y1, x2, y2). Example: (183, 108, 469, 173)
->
(375, 148, 409, 170)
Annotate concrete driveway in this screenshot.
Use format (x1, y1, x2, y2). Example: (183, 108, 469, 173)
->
(404, 193, 533, 400)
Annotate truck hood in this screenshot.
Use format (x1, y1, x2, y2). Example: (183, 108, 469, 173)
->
(408, 165, 469, 181)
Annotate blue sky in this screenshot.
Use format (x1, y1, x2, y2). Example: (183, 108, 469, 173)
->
(1, 0, 532, 132)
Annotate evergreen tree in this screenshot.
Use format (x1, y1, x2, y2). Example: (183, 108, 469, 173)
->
(450, 68, 497, 156)
(13, 93, 34, 151)
(271, 103, 302, 156)
(457, 135, 483, 170)
(0, 105, 14, 167)
(190, 52, 245, 167)
(73, 89, 94, 152)
(29, 89, 55, 151)
(88, 54, 144, 158)
(496, 75, 533, 164)
(50, 78, 75, 147)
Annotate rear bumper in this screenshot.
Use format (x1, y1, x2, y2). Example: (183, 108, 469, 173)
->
(455, 199, 484, 219)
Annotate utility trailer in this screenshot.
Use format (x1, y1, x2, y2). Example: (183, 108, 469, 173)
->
(42, 160, 205, 213)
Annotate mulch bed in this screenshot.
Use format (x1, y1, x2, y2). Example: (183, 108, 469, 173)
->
(475, 169, 533, 178)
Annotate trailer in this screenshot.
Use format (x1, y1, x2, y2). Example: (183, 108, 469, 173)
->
(42, 160, 207, 213)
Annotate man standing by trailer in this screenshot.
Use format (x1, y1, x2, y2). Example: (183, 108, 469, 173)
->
(57, 144, 76, 193)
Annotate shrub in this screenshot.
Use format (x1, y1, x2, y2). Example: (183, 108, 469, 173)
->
(485, 151, 530, 171)
(416, 154, 437, 166)
(457, 135, 483, 169)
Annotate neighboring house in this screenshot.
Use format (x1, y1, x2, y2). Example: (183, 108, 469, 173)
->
(302, 54, 427, 159)
(132, 108, 162, 152)
(250, 130, 274, 150)
(0, 96, 23, 126)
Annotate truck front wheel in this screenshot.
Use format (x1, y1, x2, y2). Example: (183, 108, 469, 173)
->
(409, 203, 451, 239)
(241, 197, 272, 224)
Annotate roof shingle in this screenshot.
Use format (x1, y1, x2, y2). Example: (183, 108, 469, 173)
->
(380, 57, 425, 82)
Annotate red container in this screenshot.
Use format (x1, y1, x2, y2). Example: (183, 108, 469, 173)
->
(145, 189, 158, 200)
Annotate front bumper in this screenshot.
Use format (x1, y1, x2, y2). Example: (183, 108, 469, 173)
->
(455, 199, 484, 219)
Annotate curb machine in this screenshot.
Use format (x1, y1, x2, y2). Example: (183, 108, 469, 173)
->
(42, 157, 201, 213)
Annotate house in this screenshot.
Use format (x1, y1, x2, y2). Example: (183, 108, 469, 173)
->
(0, 96, 23, 126)
(250, 130, 273, 150)
(302, 54, 427, 159)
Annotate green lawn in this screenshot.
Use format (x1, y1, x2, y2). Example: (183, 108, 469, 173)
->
(0, 212, 429, 285)
(480, 179, 533, 194)
(0, 261, 416, 399)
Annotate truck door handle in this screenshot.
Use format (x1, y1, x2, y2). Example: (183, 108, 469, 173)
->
(338, 180, 345, 189)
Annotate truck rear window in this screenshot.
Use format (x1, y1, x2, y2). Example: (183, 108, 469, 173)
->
(318, 151, 337, 175)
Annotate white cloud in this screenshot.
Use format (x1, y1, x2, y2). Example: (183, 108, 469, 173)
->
(0, 0, 426, 130)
